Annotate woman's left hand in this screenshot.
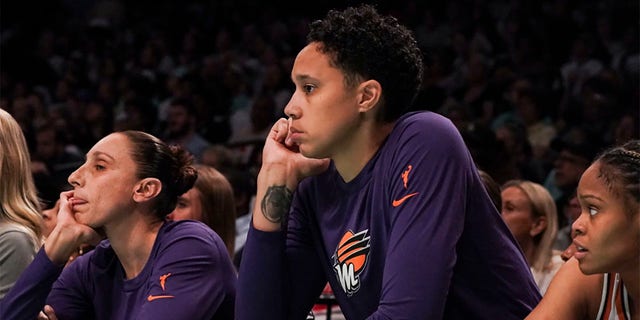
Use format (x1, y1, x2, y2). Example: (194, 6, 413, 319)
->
(37, 305, 57, 320)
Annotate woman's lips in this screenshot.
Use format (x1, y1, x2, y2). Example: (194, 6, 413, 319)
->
(69, 197, 88, 206)
(288, 127, 303, 144)
(572, 241, 588, 260)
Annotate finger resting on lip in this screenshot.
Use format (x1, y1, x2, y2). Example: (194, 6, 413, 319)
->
(285, 135, 296, 147)
(274, 121, 290, 141)
(274, 117, 287, 129)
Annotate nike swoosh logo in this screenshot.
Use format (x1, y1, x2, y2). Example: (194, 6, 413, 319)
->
(392, 192, 419, 207)
(147, 294, 175, 302)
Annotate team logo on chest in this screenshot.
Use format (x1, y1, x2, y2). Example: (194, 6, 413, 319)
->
(332, 230, 371, 296)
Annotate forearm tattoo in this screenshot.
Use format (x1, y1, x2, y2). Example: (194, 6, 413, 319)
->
(261, 185, 293, 227)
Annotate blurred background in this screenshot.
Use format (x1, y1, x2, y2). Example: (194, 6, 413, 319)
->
(1, 0, 638, 216)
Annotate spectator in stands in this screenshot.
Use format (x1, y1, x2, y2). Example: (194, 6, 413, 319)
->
(479, 170, 502, 212)
(222, 169, 256, 269)
(167, 164, 236, 259)
(544, 128, 602, 228)
(0, 109, 43, 300)
(501, 180, 563, 294)
(201, 144, 236, 171)
(162, 97, 211, 162)
(31, 121, 84, 208)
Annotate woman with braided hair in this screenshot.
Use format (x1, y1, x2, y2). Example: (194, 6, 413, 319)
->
(527, 140, 639, 320)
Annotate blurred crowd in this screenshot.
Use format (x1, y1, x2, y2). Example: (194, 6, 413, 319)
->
(1, 0, 638, 231)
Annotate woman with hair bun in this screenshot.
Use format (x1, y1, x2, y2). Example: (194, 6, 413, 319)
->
(0, 130, 236, 320)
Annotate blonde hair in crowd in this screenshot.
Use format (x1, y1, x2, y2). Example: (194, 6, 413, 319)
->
(0, 108, 42, 249)
(502, 180, 558, 272)
(192, 164, 236, 258)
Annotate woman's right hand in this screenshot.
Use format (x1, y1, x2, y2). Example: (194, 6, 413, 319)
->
(262, 118, 330, 190)
(251, 119, 330, 232)
(43, 191, 102, 265)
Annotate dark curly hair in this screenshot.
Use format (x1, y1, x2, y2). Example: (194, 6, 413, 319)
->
(121, 131, 198, 218)
(596, 139, 640, 214)
(307, 4, 423, 123)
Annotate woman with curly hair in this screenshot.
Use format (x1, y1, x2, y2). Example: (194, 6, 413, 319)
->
(237, 4, 539, 319)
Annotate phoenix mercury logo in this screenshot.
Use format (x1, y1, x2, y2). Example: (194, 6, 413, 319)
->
(332, 230, 371, 296)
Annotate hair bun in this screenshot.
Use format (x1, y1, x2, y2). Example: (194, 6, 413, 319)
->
(168, 145, 198, 195)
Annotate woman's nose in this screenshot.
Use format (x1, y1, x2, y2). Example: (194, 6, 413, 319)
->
(571, 214, 586, 236)
(283, 94, 300, 120)
(68, 166, 83, 187)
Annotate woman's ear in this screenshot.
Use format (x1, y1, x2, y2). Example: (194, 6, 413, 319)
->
(357, 79, 382, 113)
(133, 178, 162, 203)
(529, 215, 548, 237)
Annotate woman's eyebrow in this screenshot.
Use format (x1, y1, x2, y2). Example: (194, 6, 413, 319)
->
(87, 151, 115, 161)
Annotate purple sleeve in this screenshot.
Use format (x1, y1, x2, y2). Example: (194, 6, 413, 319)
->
(236, 213, 326, 320)
(135, 225, 237, 319)
(367, 117, 472, 319)
(47, 253, 95, 319)
(0, 248, 63, 320)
